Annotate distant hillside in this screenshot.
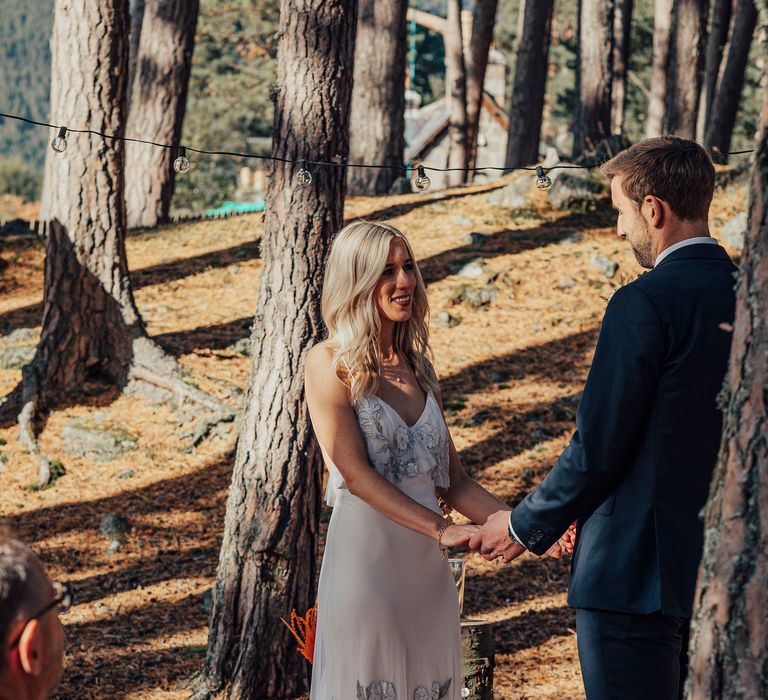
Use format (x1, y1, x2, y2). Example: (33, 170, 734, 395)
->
(0, 1, 54, 170)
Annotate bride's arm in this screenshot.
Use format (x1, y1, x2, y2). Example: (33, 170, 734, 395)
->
(305, 345, 477, 546)
(432, 384, 510, 524)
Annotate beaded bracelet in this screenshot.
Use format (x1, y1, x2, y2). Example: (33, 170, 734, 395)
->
(436, 521, 451, 559)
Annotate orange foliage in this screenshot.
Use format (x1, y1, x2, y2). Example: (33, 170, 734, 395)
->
(281, 601, 318, 664)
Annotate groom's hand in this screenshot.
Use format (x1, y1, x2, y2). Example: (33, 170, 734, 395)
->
(468, 510, 525, 563)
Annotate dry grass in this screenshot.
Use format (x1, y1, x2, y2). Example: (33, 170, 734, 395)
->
(0, 172, 746, 699)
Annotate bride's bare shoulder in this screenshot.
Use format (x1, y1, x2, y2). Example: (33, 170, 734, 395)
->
(305, 342, 345, 387)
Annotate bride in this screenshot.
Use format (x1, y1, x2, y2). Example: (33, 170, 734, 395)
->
(305, 220, 524, 700)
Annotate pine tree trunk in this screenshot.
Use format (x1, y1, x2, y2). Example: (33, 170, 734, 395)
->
(573, 0, 614, 157)
(29, 0, 143, 405)
(611, 0, 634, 135)
(445, 0, 468, 186)
(685, 7, 768, 695)
(666, 0, 709, 138)
(124, 0, 199, 229)
(193, 1, 356, 698)
(696, 0, 736, 141)
(647, 0, 674, 137)
(465, 0, 499, 178)
(705, 0, 758, 160)
(127, 0, 145, 107)
(347, 0, 407, 196)
(505, 0, 554, 168)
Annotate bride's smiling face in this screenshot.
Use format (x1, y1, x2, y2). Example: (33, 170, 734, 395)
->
(374, 238, 416, 323)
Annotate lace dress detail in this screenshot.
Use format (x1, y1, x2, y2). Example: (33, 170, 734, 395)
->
(311, 386, 462, 700)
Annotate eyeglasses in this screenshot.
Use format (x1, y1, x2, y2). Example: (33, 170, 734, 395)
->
(8, 581, 72, 650)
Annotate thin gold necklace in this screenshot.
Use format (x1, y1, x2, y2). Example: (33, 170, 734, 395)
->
(381, 352, 406, 384)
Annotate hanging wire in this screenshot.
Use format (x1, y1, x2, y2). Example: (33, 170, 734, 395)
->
(0, 110, 755, 178)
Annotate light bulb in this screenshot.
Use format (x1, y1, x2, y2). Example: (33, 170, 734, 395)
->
(51, 126, 67, 153)
(413, 164, 431, 191)
(535, 166, 552, 191)
(173, 146, 191, 173)
(296, 162, 313, 187)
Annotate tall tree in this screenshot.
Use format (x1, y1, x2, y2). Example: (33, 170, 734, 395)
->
(647, 0, 674, 137)
(611, 0, 634, 135)
(666, 0, 710, 138)
(347, 0, 407, 196)
(124, 0, 200, 229)
(505, 0, 555, 168)
(573, 0, 614, 157)
(191, 1, 357, 698)
(696, 0, 736, 141)
(21, 0, 232, 488)
(465, 0, 499, 178)
(685, 5, 768, 695)
(705, 0, 758, 160)
(445, 0, 468, 186)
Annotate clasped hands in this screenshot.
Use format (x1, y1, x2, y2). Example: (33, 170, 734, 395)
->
(466, 510, 576, 563)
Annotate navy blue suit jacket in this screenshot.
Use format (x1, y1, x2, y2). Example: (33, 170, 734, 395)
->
(510, 243, 737, 617)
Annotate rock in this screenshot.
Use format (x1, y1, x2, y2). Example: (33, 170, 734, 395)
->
(486, 173, 532, 209)
(117, 469, 135, 480)
(459, 232, 490, 246)
(61, 418, 137, 461)
(452, 215, 473, 227)
(490, 369, 512, 383)
(558, 232, 584, 246)
(435, 311, 461, 328)
(227, 264, 241, 275)
(228, 337, 251, 356)
(201, 589, 213, 614)
(99, 513, 131, 545)
(719, 212, 747, 252)
(0, 344, 35, 370)
(107, 541, 123, 554)
(456, 260, 487, 278)
(451, 284, 499, 308)
(558, 275, 577, 290)
(589, 255, 618, 278)
(547, 171, 605, 211)
(1, 328, 38, 344)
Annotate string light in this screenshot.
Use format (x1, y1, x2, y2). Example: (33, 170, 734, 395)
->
(413, 164, 431, 191)
(535, 166, 552, 191)
(173, 146, 191, 173)
(296, 160, 313, 187)
(0, 111, 754, 192)
(51, 126, 67, 153)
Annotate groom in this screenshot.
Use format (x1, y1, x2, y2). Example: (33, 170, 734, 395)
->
(469, 137, 737, 700)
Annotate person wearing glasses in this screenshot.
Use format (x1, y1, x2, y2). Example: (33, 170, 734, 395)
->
(0, 535, 70, 700)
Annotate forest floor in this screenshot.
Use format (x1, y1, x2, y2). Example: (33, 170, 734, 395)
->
(0, 171, 746, 699)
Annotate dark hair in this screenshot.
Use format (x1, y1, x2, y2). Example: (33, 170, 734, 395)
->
(602, 136, 715, 220)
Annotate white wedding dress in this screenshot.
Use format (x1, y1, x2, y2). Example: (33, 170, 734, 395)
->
(310, 387, 464, 700)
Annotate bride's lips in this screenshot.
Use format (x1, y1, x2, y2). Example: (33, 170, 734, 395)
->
(391, 293, 412, 307)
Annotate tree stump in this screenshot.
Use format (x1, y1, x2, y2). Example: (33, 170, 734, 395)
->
(461, 618, 495, 699)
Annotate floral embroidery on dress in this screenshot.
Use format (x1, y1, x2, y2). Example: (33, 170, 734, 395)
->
(355, 678, 452, 700)
(357, 680, 398, 700)
(354, 391, 450, 488)
(414, 679, 452, 700)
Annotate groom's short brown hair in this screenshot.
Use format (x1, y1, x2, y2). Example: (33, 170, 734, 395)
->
(602, 136, 715, 221)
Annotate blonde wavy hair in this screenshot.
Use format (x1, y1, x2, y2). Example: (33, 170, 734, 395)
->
(321, 220, 439, 405)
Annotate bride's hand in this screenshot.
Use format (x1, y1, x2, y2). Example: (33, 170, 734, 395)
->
(439, 523, 481, 548)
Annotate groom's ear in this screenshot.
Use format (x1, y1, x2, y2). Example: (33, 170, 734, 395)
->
(642, 194, 666, 229)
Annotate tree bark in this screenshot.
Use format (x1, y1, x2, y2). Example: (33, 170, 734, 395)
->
(573, 0, 614, 157)
(445, 0, 468, 186)
(666, 0, 709, 138)
(465, 0, 499, 179)
(647, 0, 674, 137)
(685, 7, 768, 696)
(124, 0, 200, 229)
(696, 0, 736, 141)
(127, 0, 146, 107)
(347, 0, 407, 196)
(30, 0, 142, 405)
(611, 0, 634, 135)
(705, 0, 758, 160)
(193, 1, 357, 698)
(505, 0, 554, 168)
